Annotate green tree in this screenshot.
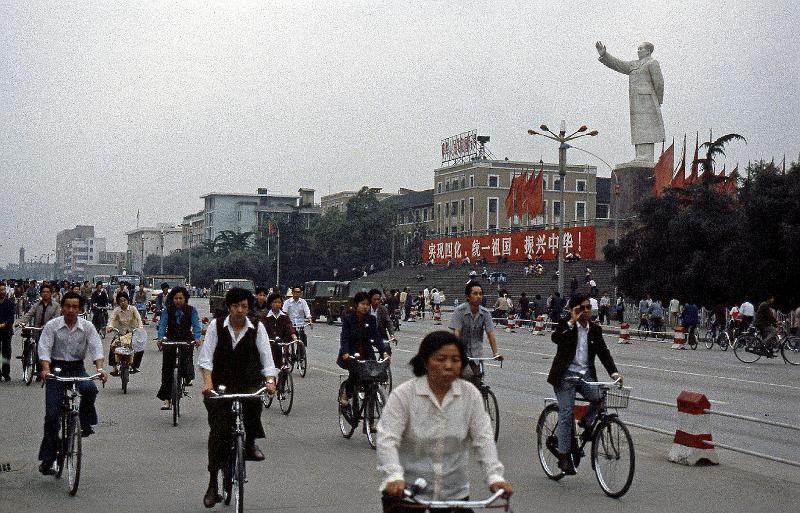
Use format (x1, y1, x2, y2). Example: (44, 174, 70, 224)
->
(696, 133, 746, 178)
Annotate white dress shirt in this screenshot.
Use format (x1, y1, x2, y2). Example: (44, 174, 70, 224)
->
(282, 297, 311, 326)
(198, 316, 277, 378)
(38, 316, 104, 363)
(377, 376, 504, 500)
(567, 320, 590, 375)
(740, 302, 755, 317)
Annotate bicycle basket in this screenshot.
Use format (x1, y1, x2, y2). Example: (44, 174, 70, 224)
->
(357, 360, 389, 383)
(605, 386, 631, 409)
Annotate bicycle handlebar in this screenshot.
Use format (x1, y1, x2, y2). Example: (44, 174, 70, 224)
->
(468, 355, 503, 368)
(396, 478, 510, 509)
(565, 375, 622, 387)
(351, 353, 390, 364)
(160, 340, 194, 346)
(18, 325, 44, 331)
(206, 386, 268, 400)
(46, 372, 104, 383)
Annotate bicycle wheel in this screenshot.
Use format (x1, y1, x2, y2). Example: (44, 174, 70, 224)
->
(66, 411, 82, 496)
(781, 336, 800, 365)
(172, 367, 180, 426)
(262, 390, 274, 409)
(366, 387, 386, 449)
(734, 335, 762, 363)
(381, 366, 393, 394)
(120, 359, 129, 394)
(278, 371, 294, 415)
(338, 382, 356, 438)
(483, 388, 500, 442)
(233, 434, 245, 513)
(592, 416, 635, 498)
(55, 415, 67, 479)
(688, 331, 698, 350)
(23, 345, 34, 385)
(536, 403, 564, 481)
(718, 332, 730, 351)
(297, 344, 307, 377)
(703, 328, 713, 349)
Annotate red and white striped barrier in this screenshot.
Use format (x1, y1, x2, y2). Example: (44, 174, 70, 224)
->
(505, 312, 516, 332)
(617, 322, 631, 344)
(668, 391, 719, 465)
(532, 315, 545, 335)
(671, 326, 685, 349)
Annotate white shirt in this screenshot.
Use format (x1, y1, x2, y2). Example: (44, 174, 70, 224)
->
(567, 320, 590, 375)
(589, 297, 599, 312)
(669, 299, 680, 313)
(39, 315, 104, 363)
(282, 297, 311, 326)
(377, 377, 504, 500)
(600, 296, 610, 307)
(198, 316, 277, 378)
(740, 301, 755, 317)
(432, 291, 441, 305)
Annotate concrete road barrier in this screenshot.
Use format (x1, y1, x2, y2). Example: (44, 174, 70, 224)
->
(668, 391, 720, 466)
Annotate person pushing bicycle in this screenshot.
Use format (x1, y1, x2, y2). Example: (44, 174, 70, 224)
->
(547, 293, 622, 475)
(36, 292, 108, 475)
(449, 281, 503, 388)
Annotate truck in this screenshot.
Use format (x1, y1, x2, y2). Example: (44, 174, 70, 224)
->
(324, 280, 381, 324)
(304, 280, 338, 322)
(209, 279, 255, 318)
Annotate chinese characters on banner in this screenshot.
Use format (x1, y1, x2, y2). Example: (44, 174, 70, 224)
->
(422, 226, 596, 264)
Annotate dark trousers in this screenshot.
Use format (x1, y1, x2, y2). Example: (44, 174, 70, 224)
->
(382, 494, 472, 513)
(157, 344, 194, 401)
(203, 391, 264, 472)
(599, 305, 609, 325)
(38, 361, 98, 463)
(0, 329, 12, 379)
(133, 350, 144, 369)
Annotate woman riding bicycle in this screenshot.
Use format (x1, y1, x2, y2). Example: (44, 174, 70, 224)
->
(547, 293, 622, 475)
(258, 292, 299, 368)
(106, 291, 144, 376)
(378, 330, 512, 512)
(338, 291, 390, 407)
(157, 286, 201, 410)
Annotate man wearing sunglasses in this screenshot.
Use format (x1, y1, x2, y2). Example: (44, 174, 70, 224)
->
(547, 293, 622, 475)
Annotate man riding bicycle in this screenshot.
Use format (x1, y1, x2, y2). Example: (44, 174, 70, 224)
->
(547, 293, 622, 475)
(198, 287, 277, 508)
(16, 283, 61, 381)
(282, 285, 312, 348)
(369, 289, 395, 344)
(89, 282, 110, 334)
(37, 292, 108, 475)
(449, 282, 503, 388)
(755, 293, 779, 348)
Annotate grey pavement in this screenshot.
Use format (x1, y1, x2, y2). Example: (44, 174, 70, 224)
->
(1, 309, 798, 512)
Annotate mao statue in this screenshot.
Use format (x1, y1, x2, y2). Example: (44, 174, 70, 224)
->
(596, 41, 665, 164)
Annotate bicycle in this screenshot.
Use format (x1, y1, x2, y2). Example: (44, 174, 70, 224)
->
(44, 369, 103, 496)
(702, 321, 730, 351)
(291, 323, 310, 378)
(338, 353, 389, 449)
(207, 385, 267, 513)
(18, 325, 43, 385)
(161, 340, 193, 426)
(536, 377, 635, 498)
(388, 477, 513, 511)
(467, 356, 502, 442)
(109, 328, 134, 394)
(262, 338, 294, 415)
(733, 323, 800, 365)
(91, 306, 112, 339)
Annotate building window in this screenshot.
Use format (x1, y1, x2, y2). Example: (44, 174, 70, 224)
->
(460, 199, 465, 216)
(487, 197, 499, 231)
(576, 179, 586, 192)
(469, 197, 474, 230)
(461, 177, 466, 189)
(445, 180, 450, 192)
(553, 178, 562, 191)
(488, 175, 499, 188)
(437, 183, 442, 194)
(542, 175, 549, 190)
(469, 175, 474, 187)
(596, 204, 610, 219)
(423, 209, 428, 222)
(576, 201, 586, 220)
(450, 226, 457, 235)
(553, 200, 561, 221)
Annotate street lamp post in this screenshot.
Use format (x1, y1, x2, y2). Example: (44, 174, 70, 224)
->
(159, 228, 165, 274)
(528, 121, 598, 298)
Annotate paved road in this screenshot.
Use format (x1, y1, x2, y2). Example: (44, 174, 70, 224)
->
(1, 310, 798, 512)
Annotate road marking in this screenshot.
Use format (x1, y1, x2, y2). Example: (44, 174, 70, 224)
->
(393, 348, 413, 353)
(310, 366, 344, 376)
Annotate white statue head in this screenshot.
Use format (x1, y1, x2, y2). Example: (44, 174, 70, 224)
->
(638, 42, 654, 59)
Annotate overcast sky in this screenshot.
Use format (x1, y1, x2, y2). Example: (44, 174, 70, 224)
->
(1, 1, 798, 266)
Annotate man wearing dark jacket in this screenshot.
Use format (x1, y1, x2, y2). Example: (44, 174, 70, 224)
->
(547, 293, 622, 475)
(0, 282, 16, 381)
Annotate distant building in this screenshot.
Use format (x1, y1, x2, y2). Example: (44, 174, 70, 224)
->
(55, 225, 107, 280)
(382, 188, 435, 265)
(126, 225, 183, 274)
(181, 210, 205, 250)
(320, 187, 396, 213)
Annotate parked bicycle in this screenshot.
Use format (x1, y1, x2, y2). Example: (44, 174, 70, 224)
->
(467, 356, 502, 442)
(44, 369, 104, 496)
(161, 339, 193, 426)
(207, 385, 267, 513)
(733, 323, 800, 365)
(262, 338, 294, 415)
(18, 325, 43, 385)
(388, 477, 513, 511)
(536, 377, 635, 498)
(338, 353, 389, 449)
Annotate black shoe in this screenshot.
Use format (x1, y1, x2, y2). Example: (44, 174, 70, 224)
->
(245, 443, 265, 461)
(109, 370, 120, 377)
(557, 454, 576, 475)
(129, 368, 139, 374)
(203, 484, 221, 508)
(39, 461, 56, 476)
(81, 426, 95, 438)
(578, 420, 593, 442)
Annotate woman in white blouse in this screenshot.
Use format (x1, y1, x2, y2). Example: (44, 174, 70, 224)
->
(377, 331, 512, 512)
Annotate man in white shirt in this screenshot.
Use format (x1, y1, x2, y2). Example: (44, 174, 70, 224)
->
(282, 286, 312, 347)
(668, 298, 680, 327)
(739, 300, 755, 330)
(198, 288, 277, 508)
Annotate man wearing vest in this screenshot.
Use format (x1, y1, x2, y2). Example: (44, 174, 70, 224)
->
(198, 287, 277, 509)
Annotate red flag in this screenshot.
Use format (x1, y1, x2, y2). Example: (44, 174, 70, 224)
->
(687, 132, 699, 183)
(523, 170, 544, 217)
(722, 166, 738, 195)
(671, 135, 686, 189)
(653, 143, 675, 197)
(505, 174, 520, 219)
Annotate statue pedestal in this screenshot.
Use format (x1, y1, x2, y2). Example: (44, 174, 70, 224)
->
(614, 161, 655, 221)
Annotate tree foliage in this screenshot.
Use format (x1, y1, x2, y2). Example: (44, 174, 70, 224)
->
(606, 159, 800, 308)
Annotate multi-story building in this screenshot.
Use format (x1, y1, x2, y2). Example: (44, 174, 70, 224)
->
(382, 188, 435, 265)
(181, 210, 205, 250)
(55, 225, 107, 280)
(201, 188, 320, 242)
(126, 225, 183, 274)
(320, 188, 396, 213)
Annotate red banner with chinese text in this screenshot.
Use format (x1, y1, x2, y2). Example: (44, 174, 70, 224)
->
(422, 226, 596, 263)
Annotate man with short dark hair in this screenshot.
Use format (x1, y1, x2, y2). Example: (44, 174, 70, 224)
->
(755, 294, 779, 348)
(0, 282, 15, 381)
(449, 282, 502, 387)
(368, 289, 395, 343)
(16, 283, 61, 380)
(282, 285, 312, 347)
(198, 287, 277, 508)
